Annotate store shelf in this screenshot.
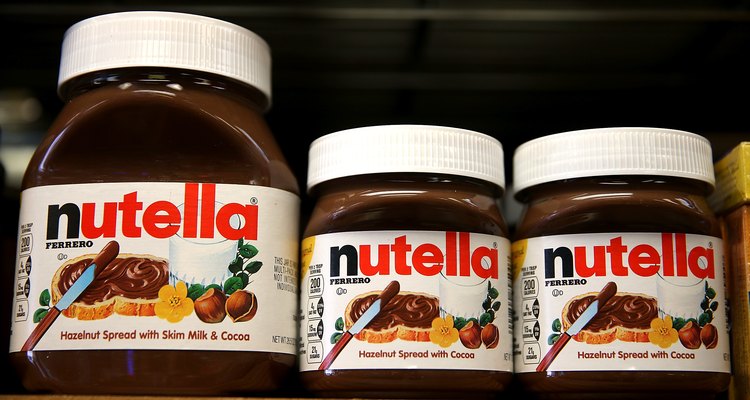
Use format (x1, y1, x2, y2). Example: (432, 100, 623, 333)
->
(0, 396, 303, 400)
(0, 4, 745, 400)
(0, 397, 241, 400)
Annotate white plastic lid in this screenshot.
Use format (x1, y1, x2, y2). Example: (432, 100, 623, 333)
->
(307, 124, 505, 193)
(512, 127, 715, 195)
(58, 11, 271, 105)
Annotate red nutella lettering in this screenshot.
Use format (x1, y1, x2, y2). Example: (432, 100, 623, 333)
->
(330, 232, 499, 279)
(46, 183, 258, 241)
(544, 233, 714, 279)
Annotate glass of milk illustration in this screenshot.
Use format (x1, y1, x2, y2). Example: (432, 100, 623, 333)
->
(169, 202, 243, 286)
(656, 272, 705, 321)
(438, 260, 490, 319)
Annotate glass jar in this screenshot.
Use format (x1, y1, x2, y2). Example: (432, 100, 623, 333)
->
(298, 125, 513, 398)
(10, 11, 300, 395)
(512, 127, 730, 398)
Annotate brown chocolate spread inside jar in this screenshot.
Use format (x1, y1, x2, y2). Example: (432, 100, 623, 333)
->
(511, 128, 730, 399)
(10, 12, 299, 395)
(299, 125, 513, 398)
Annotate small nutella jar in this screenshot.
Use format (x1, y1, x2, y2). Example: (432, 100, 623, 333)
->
(298, 125, 513, 398)
(511, 128, 731, 398)
(10, 12, 300, 395)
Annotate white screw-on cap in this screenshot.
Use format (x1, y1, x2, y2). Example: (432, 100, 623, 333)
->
(58, 11, 271, 105)
(513, 127, 715, 195)
(307, 125, 505, 193)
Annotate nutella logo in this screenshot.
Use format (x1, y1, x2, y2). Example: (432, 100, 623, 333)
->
(544, 233, 715, 280)
(329, 232, 498, 278)
(46, 183, 258, 241)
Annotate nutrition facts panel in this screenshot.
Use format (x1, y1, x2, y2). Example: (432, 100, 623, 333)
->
(303, 263, 325, 366)
(520, 270, 541, 366)
(14, 225, 32, 324)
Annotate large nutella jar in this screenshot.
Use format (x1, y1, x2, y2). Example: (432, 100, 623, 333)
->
(9, 12, 300, 395)
(512, 128, 731, 398)
(298, 125, 513, 398)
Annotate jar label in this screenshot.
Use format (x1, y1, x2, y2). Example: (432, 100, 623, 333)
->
(512, 232, 731, 373)
(298, 231, 513, 372)
(10, 182, 299, 354)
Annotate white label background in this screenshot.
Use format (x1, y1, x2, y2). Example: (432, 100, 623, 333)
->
(299, 230, 513, 372)
(10, 182, 300, 354)
(512, 232, 731, 373)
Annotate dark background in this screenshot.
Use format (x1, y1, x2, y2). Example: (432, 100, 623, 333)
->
(1, 1, 750, 192)
(0, 1, 748, 397)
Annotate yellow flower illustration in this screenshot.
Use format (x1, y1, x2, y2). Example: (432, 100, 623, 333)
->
(648, 315, 678, 348)
(429, 314, 459, 348)
(154, 281, 194, 323)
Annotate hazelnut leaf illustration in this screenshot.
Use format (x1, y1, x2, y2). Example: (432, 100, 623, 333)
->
(33, 308, 49, 323)
(239, 244, 258, 259)
(187, 283, 206, 301)
(39, 289, 50, 307)
(228, 257, 244, 274)
(224, 276, 244, 295)
(245, 261, 262, 274)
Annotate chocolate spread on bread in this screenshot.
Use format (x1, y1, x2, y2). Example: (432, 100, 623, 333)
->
(565, 294, 658, 333)
(348, 293, 439, 332)
(56, 256, 169, 305)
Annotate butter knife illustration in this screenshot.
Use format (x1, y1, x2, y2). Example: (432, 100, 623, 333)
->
(536, 281, 617, 372)
(318, 280, 400, 370)
(21, 240, 120, 351)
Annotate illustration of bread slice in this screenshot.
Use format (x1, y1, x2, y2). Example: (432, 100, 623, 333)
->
(344, 291, 440, 343)
(561, 291, 658, 344)
(51, 253, 169, 320)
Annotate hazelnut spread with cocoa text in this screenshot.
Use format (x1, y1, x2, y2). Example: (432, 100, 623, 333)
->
(299, 125, 513, 398)
(512, 127, 730, 398)
(9, 12, 300, 395)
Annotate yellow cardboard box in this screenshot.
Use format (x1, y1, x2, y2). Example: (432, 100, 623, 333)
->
(710, 142, 750, 400)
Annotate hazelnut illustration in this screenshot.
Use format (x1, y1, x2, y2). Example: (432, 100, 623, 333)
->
(458, 320, 482, 349)
(481, 323, 500, 349)
(193, 288, 227, 324)
(677, 321, 701, 350)
(700, 323, 719, 349)
(226, 290, 258, 323)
